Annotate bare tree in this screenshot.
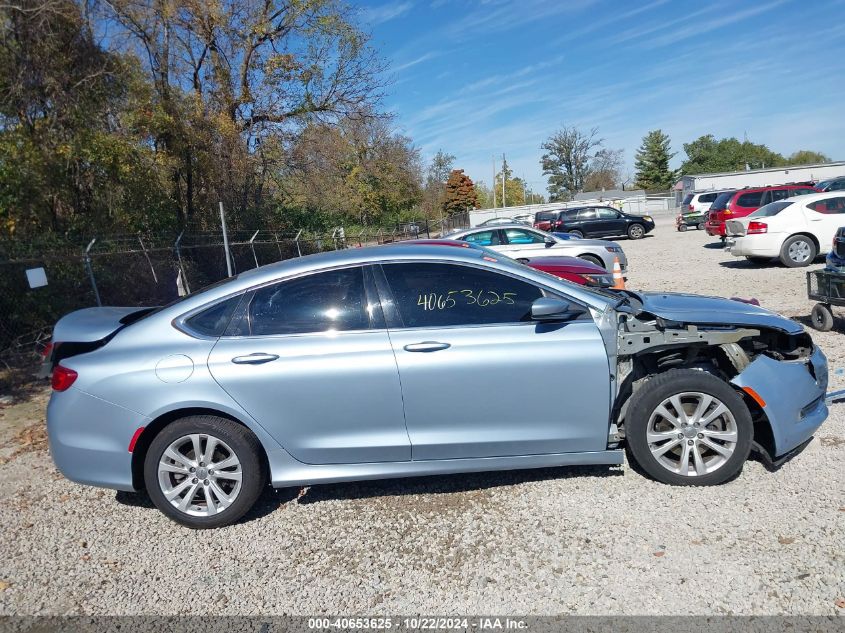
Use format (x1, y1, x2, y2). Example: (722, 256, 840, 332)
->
(540, 125, 603, 201)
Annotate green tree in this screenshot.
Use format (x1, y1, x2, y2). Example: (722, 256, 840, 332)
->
(422, 149, 455, 218)
(633, 130, 677, 191)
(442, 169, 478, 215)
(474, 180, 493, 209)
(681, 135, 785, 174)
(787, 150, 831, 165)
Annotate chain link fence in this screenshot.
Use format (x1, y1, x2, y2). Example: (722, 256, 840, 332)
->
(0, 214, 470, 368)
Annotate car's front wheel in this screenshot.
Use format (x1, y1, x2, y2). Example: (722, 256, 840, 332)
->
(626, 369, 753, 486)
(627, 224, 645, 239)
(144, 415, 267, 529)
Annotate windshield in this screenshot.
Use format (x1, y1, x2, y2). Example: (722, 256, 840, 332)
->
(710, 191, 736, 211)
(748, 200, 794, 218)
(682, 194, 693, 205)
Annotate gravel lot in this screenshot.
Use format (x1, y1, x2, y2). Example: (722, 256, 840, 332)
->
(1, 214, 843, 616)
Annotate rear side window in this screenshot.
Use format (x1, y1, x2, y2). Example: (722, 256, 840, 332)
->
(248, 267, 369, 336)
(699, 192, 719, 203)
(185, 295, 243, 337)
(535, 212, 556, 221)
(382, 263, 544, 328)
(463, 230, 500, 246)
(808, 197, 845, 214)
(736, 191, 763, 207)
(710, 192, 735, 210)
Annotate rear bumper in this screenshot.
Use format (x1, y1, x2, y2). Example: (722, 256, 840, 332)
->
(731, 346, 829, 457)
(729, 234, 784, 258)
(705, 220, 725, 236)
(47, 388, 149, 491)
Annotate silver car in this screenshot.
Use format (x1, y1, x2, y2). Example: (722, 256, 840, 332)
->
(446, 224, 627, 272)
(47, 244, 828, 528)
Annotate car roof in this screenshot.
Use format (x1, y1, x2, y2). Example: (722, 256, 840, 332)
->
(455, 223, 545, 233)
(782, 190, 845, 204)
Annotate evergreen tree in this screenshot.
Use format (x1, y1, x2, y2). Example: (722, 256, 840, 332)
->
(634, 130, 677, 191)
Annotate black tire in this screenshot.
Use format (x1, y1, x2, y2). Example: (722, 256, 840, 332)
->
(745, 256, 770, 265)
(578, 254, 604, 268)
(627, 223, 645, 240)
(677, 224, 688, 232)
(779, 235, 817, 267)
(811, 303, 834, 332)
(697, 223, 705, 230)
(626, 369, 753, 486)
(144, 415, 267, 529)
(568, 230, 584, 238)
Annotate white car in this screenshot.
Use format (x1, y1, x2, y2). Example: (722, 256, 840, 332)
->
(681, 189, 732, 215)
(445, 224, 628, 272)
(726, 192, 845, 267)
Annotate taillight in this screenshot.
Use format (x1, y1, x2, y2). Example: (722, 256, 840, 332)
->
(52, 365, 78, 391)
(747, 221, 768, 234)
(689, 204, 694, 211)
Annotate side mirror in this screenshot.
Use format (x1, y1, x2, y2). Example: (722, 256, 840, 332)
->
(544, 236, 555, 247)
(530, 297, 580, 321)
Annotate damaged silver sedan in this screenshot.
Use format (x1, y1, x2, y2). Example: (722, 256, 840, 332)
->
(47, 244, 828, 528)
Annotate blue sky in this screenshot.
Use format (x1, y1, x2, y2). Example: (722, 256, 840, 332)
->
(357, 0, 845, 194)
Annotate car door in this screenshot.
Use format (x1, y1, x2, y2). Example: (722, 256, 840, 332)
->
(497, 227, 551, 256)
(804, 196, 845, 250)
(595, 207, 627, 237)
(375, 261, 611, 460)
(207, 265, 410, 464)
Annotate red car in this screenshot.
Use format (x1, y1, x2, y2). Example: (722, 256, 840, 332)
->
(704, 184, 818, 239)
(400, 240, 613, 287)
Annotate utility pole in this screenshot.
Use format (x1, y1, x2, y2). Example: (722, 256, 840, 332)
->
(492, 155, 497, 208)
(522, 174, 528, 206)
(502, 153, 507, 208)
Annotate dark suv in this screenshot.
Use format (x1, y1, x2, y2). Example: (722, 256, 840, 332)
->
(704, 184, 818, 240)
(548, 206, 655, 240)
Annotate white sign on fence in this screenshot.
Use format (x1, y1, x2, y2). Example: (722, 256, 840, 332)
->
(26, 267, 48, 288)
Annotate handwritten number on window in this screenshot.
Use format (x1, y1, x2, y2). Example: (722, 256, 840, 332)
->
(417, 290, 517, 310)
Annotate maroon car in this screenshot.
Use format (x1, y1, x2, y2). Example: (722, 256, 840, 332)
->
(400, 240, 613, 287)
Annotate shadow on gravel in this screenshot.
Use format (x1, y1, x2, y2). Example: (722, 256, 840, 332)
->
(702, 241, 727, 249)
(115, 485, 300, 524)
(295, 464, 622, 505)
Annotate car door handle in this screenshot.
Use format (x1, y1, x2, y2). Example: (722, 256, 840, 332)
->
(231, 353, 279, 365)
(403, 341, 451, 353)
(810, 217, 822, 221)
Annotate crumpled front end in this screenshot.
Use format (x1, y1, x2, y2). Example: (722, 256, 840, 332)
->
(730, 345, 828, 458)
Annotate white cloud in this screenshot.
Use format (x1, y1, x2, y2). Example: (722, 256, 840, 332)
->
(362, 1, 414, 25)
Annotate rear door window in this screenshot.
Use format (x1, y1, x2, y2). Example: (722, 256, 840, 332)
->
(578, 208, 598, 219)
(462, 230, 501, 246)
(247, 267, 369, 336)
(808, 197, 845, 214)
(381, 263, 544, 328)
(736, 191, 764, 207)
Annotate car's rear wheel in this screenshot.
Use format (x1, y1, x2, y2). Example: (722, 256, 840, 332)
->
(627, 224, 645, 239)
(811, 303, 834, 332)
(626, 369, 753, 486)
(144, 415, 266, 529)
(568, 230, 584, 238)
(578, 254, 604, 267)
(780, 235, 817, 267)
(677, 224, 688, 232)
(697, 223, 705, 230)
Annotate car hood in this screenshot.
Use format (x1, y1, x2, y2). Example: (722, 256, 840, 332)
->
(635, 291, 803, 334)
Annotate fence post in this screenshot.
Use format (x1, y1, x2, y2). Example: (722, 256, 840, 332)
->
(83, 238, 102, 307)
(273, 232, 283, 259)
(294, 229, 303, 257)
(249, 230, 260, 268)
(174, 231, 191, 295)
(137, 235, 159, 284)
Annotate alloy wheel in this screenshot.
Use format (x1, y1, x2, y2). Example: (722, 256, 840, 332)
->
(788, 239, 812, 263)
(157, 434, 243, 517)
(646, 392, 738, 477)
